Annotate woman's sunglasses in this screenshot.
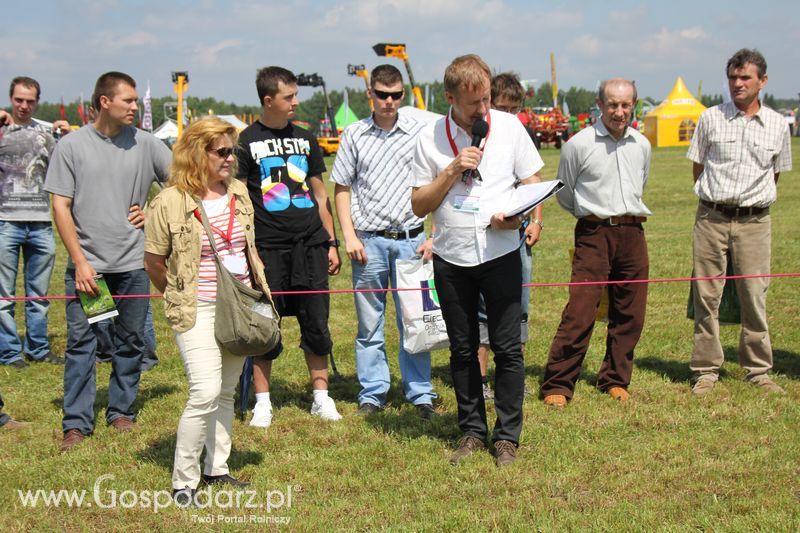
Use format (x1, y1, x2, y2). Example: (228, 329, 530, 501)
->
(208, 147, 235, 158)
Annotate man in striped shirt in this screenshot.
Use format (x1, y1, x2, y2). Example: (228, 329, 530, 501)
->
(331, 64, 436, 419)
(687, 48, 792, 396)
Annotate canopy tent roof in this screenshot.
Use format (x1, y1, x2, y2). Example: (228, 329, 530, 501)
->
(643, 77, 707, 147)
(153, 119, 179, 140)
(398, 105, 443, 125)
(216, 114, 248, 131)
(645, 76, 706, 118)
(334, 103, 360, 130)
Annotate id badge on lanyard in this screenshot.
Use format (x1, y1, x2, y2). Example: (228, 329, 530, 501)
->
(195, 195, 246, 274)
(446, 111, 491, 212)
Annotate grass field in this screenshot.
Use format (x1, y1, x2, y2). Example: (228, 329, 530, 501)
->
(1, 140, 798, 531)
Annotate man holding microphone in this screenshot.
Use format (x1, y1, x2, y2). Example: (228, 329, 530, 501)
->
(410, 54, 544, 467)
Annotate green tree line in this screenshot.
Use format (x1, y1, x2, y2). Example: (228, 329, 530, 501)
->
(10, 87, 796, 133)
(7, 96, 262, 129)
(700, 93, 790, 109)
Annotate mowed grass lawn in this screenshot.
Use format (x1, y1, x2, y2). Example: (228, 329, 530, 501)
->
(1, 139, 798, 531)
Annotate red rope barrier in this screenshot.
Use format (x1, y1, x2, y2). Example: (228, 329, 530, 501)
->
(2, 272, 798, 301)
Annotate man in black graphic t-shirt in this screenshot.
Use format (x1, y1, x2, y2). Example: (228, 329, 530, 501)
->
(237, 66, 342, 428)
(239, 124, 328, 247)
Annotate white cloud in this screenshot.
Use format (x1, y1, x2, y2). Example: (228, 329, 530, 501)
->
(90, 31, 160, 50)
(641, 26, 708, 57)
(3, 0, 799, 104)
(193, 39, 245, 67)
(569, 35, 601, 56)
(678, 26, 708, 40)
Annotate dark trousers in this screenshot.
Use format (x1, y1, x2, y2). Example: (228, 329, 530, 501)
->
(433, 250, 523, 444)
(0, 393, 8, 427)
(542, 220, 648, 398)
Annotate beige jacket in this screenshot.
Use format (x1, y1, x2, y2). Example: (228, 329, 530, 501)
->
(144, 179, 269, 332)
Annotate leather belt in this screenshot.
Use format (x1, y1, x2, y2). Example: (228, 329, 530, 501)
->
(362, 225, 425, 240)
(581, 215, 647, 226)
(700, 200, 768, 218)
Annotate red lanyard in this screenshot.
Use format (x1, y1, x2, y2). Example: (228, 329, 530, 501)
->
(194, 195, 236, 247)
(445, 109, 491, 157)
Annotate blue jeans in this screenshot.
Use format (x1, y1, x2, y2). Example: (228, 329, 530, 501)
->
(62, 268, 150, 434)
(0, 221, 56, 363)
(0, 392, 9, 427)
(95, 302, 157, 366)
(351, 231, 436, 407)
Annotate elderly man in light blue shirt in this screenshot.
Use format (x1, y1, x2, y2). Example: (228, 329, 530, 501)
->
(541, 78, 652, 408)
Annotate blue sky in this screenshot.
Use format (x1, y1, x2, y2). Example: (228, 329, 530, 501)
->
(3, 0, 798, 105)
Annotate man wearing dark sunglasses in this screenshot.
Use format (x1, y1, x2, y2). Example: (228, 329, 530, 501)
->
(331, 64, 436, 420)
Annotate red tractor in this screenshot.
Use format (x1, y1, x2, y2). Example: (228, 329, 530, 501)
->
(526, 106, 571, 149)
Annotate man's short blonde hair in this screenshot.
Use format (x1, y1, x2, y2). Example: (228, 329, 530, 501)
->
(444, 54, 491, 94)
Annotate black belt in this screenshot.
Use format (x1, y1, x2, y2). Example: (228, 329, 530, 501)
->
(362, 225, 425, 240)
(701, 200, 768, 217)
(581, 215, 647, 226)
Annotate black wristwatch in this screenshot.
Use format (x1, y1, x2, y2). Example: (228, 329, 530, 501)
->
(328, 239, 340, 248)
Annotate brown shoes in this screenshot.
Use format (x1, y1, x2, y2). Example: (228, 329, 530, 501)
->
(110, 416, 135, 432)
(691, 378, 716, 397)
(543, 394, 567, 408)
(60, 429, 86, 452)
(61, 417, 133, 452)
(607, 386, 630, 401)
(449, 435, 486, 465)
(493, 440, 517, 467)
(2, 419, 31, 430)
(751, 376, 785, 394)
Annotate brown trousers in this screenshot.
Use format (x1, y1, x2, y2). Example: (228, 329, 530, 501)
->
(542, 220, 649, 398)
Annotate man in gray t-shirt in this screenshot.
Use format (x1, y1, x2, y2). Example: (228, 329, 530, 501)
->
(0, 76, 70, 368)
(44, 71, 170, 452)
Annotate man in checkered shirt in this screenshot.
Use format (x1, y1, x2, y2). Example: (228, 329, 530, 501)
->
(331, 64, 437, 419)
(686, 48, 792, 396)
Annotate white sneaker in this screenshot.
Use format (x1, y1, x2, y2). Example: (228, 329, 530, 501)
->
(310, 396, 342, 421)
(249, 402, 273, 428)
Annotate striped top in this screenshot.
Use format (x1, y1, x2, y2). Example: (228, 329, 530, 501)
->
(329, 113, 425, 231)
(687, 101, 792, 207)
(197, 194, 252, 301)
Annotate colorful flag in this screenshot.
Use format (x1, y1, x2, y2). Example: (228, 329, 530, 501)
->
(77, 93, 86, 125)
(59, 97, 66, 121)
(141, 81, 153, 131)
(343, 89, 349, 132)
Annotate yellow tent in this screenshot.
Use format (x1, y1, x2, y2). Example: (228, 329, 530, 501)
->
(644, 76, 707, 147)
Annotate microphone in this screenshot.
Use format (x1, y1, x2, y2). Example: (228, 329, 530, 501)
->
(462, 118, 489, 183)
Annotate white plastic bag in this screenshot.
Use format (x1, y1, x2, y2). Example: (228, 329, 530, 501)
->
(395, 256, 449, 354)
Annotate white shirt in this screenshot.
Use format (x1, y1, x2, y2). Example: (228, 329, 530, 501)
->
(556, 121, 652, 218)
(411, 108, 544, 267)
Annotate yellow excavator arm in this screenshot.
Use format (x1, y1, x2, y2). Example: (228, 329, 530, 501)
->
(372, 43, 425, 110)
